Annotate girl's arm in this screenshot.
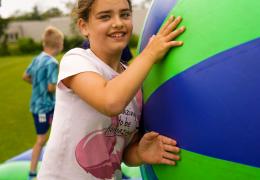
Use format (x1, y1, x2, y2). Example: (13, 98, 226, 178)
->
(63, 16, 185, 117)
(122, 132, 180, 166)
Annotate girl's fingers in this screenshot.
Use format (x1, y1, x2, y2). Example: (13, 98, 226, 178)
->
(144, 131, 159, 141)
(162, 16, 182, 36)
(157, 16, 175, 35)
(166, 26, 185, 41)
(163, 152, 180, 161)
(160, 135, 177, 145)
(166, 41, 183, 48)
(164, 144, 180, 153)
(160, 158, 176, 166)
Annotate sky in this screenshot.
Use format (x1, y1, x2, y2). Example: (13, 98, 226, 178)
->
(0, 0, 143, 18)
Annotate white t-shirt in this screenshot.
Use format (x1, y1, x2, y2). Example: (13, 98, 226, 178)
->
(38, 48, 142, 180)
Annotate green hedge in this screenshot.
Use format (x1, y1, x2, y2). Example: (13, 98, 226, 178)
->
(5, 34, 139, 56)
(63, 36, 84, 52)
(17, 38, 42, 54)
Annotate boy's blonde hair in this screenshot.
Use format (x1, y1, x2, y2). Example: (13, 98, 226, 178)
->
(42, 26, 64, 49)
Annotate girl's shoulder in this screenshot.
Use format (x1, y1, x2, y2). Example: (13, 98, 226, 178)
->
(61, 48, 96, 65)
(63, 48, 89, 58)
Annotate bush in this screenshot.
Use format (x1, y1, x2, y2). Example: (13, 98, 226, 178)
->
(6, 36, 84, 55)
(0, 35, 9, 56)
(63, 36, 85, 52)
(17, 38, 41, 54)
(0, 43, 9, 56)
(8, 42, 21, 55)
(129, 34, 139, 48)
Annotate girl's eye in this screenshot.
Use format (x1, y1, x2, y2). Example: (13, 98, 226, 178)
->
(99, 15, 110, 20)
(121, 12, 131, 19)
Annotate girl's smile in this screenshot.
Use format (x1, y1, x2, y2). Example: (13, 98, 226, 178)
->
(108, 31, 127, 41)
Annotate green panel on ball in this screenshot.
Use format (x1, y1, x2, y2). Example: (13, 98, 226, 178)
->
(0, 161, 42, 180)
(143, 0, 260, 102)
(121, 163, 142, 178)
(153, 149, 260, 180)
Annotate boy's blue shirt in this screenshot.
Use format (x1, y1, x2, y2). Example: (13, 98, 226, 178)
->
(26, 52, 58, 114)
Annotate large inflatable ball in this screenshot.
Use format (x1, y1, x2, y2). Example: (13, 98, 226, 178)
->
(139, 0, 260, 179)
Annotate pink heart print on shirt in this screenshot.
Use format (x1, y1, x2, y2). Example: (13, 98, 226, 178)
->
(75, 88, 142, 179)
(75, 117, 122, 179)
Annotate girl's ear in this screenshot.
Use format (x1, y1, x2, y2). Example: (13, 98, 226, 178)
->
(78, 18, 89, 37)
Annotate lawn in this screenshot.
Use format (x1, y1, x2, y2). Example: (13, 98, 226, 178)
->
(0, 54, 63, 163)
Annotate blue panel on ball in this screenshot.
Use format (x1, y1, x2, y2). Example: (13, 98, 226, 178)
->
(6, 148, 45, 162)
(140, 164, 158, 180)
(139, 0, 178, 52)
(143, 38, 260, 168)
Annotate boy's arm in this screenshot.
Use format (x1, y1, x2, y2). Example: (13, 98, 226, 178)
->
(22, 72, 32, 84)
(123, 132, 180, 167)
(47, 61, 58, 93)
(48, 83, 56, 93)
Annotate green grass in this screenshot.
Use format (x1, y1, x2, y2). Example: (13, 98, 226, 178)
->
(0, 54, 63, 163)
(0, 55, 36, 163)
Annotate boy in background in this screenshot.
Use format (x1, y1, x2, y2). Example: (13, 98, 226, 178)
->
(22, 26, 64, 180)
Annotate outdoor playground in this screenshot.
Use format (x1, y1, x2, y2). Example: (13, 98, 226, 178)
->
(1, 0, 260, 179)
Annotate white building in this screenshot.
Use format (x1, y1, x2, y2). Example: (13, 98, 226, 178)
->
(6, 8, 148, 42)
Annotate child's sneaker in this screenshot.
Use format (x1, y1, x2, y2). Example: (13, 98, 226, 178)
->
(28, 172, 37, 180)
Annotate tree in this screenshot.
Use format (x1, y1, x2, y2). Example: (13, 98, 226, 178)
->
(0, 17, 9, 55)
(10, 6, 42, 21)
(31, 6, 42, 20)
(65, 1, 75, 15)
(0, 18, 8, 37)
(42, 8, 63, 19)
(10, 6, 63, 21)
(65, 1, 79, 35)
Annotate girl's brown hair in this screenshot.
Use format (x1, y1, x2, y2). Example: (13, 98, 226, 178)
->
(73, 0, 132, 21)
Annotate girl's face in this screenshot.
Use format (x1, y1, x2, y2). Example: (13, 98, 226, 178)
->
(82, 0, 133, 56)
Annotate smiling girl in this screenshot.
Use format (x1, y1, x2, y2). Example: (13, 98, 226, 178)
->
(38, 0, 185, 179)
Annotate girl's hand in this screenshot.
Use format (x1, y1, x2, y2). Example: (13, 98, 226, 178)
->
(137, 131, 180, 165)
(143, 16, 185, 63)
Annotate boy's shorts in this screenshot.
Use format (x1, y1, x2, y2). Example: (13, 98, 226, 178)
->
(32, 110, 54, 135)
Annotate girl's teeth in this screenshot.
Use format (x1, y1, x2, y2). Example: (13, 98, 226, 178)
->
(112, 33, 123, 38)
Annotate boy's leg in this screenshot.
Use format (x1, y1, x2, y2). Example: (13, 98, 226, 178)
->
(30, 134, 48, 174)
(29, 111, 53, 179)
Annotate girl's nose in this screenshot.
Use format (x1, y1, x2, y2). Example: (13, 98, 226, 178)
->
(112, 17, 124, 29)
(112, 23, 123, 29)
